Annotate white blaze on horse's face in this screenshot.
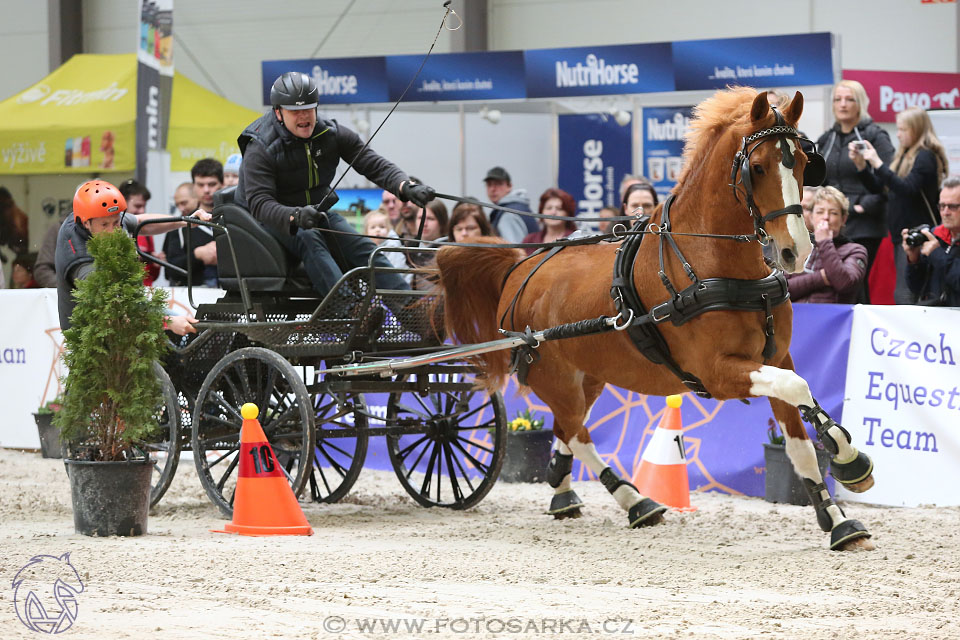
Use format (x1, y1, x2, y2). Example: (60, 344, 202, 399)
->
(775, 138, 812, 274)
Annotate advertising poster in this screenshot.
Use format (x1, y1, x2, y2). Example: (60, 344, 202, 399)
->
(557, 114, 633, 224)
(135, 0, 174, 181)
(840, 306, 960, 506)
(641, 106, 693, 200)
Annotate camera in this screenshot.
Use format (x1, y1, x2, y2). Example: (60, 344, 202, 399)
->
(853, 141, 868, 152)
(904, 224, 931, 248)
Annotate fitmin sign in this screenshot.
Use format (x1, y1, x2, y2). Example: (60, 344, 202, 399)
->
(843, 70, 960, 123)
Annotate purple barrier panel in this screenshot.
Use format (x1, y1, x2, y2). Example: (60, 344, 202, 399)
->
(358, 303, 852, 498)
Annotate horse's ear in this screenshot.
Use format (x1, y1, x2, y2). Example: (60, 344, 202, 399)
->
(782, 91, 804, 124)
(751, 91, 771, 122)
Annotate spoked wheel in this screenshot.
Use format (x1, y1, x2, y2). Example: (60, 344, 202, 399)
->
(130, 362, 181, 507)
(191, 347, 315, 517)
(386, 370, 506, 509)
(308, 391, 368, 503)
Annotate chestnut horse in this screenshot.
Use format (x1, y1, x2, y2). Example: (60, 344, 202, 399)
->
(436, 88, 876, 551)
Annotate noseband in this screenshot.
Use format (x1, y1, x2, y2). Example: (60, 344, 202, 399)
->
(729, 107, 823, 240)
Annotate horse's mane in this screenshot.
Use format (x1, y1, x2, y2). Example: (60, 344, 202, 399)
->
(675, 86, 759, 190)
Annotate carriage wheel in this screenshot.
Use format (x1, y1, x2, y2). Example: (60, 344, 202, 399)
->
(386, 371, 506, 509)
(130, 362, 181, 508)
(308, 391, 368, 503)
(191, 347, 315, 517)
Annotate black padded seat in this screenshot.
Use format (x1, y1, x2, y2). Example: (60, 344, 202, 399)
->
(212, 187, 316, 295)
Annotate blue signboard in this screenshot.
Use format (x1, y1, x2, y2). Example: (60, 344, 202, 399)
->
(385, 50, 525, 102)
(642, 106, 693, 200)
(672, 32, 835, 91)
(261, 56, 389, 105)
(557, 114, 633, 221)
(525, 43, 674, 98)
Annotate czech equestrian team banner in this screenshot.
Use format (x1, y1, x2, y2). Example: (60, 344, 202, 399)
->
(840, 306, 960, 507)
(641, 106, 693, 200)
(135, 0, 174, 181)
(557, 114, 632, 220)
(842, 69, 960, 123)
(261, 32, 837, 105)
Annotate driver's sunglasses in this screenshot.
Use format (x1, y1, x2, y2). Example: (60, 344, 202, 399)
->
(938, 203, 960, 212)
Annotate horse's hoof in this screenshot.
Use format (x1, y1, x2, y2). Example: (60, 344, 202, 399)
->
(548, 490, 584, 518)
(830, 519, 873, 551)
(628, 498, 667, 528)
(843, 474, 875, 494)
(831, 451, 874, 492)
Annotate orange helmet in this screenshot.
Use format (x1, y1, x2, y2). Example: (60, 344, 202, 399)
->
(73, 180, 127, 223)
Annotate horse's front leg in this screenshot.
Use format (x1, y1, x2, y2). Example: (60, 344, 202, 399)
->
(748, 357, 874, 494)
(712, 352, 874, 551)
(768, 396, 874, 551)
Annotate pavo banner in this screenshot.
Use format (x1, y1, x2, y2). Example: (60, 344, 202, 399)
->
(135, 0, 174, 181)
(557, 113, 632, 225)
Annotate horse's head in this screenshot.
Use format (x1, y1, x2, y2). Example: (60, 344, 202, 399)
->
(730, 91, 822, 273)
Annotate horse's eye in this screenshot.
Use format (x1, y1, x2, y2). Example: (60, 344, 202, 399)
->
(752, 164, 765, 176)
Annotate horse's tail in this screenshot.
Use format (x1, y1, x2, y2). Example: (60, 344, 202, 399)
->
(435, 239, 524, 393)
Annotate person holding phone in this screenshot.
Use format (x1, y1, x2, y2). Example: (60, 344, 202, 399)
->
(815, 80, 895, 301)
(851, 107, 949, 303)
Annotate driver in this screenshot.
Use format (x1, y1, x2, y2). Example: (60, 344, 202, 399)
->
(234, 71, 436, 298)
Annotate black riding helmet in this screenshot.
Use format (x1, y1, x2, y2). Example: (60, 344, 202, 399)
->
(270, 72, 319, 110)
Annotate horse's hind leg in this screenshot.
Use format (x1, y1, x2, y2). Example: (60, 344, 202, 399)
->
(769, 397, 874, 551)
(541, 373, 666, 528)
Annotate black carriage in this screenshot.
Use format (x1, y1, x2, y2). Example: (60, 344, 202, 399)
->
(142, 188, 507, 515)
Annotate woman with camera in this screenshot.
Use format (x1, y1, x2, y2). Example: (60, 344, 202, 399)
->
(815, 80, 895, 301)
(785, 186, 868, 304)
(851, 106, 949, 304)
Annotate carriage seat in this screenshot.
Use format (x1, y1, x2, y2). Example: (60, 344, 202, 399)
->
(212, 186, 316, 295)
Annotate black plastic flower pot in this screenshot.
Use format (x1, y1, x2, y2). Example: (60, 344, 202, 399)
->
(33, 413, 63, 459)
(499, 429, 554, 483)
(763, 443, 831, 506)
(64, 459, 153, 536)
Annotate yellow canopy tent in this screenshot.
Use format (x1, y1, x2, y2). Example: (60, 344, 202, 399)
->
(0, 53, 261, 175)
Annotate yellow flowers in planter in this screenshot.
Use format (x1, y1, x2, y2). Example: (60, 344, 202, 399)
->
(508, 408, 545, 432)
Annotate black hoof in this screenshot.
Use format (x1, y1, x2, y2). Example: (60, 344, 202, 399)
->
(548, 490, 584, 518)
(830, 519, 873, 551)
(831, 450, 874, 492)
(628, 498, 667, 528)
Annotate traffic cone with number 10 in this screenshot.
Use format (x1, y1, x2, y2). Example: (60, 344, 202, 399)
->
(213, 403, 313, 536)
(631, 395, 696, 512)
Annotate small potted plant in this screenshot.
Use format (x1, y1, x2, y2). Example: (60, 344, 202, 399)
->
(762, 418, 831, 505)
(55, 229, 169, 536)
(499, 408, 554, 483)
(33, 395, 64, 458)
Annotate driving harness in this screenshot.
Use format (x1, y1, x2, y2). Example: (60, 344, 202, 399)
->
(500, 107, 824, 398)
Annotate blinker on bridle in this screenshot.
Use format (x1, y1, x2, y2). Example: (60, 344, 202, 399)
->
(729, 106, 825, 240)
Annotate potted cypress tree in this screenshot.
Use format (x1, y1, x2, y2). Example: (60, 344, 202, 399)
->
(55, 229, 169, 536)
(33, 395, 64, 458)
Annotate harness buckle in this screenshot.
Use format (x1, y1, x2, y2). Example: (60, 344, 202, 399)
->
(651, 302, 672, 324)
(612, 223, 627, 240)
(612, 308, 634, 331)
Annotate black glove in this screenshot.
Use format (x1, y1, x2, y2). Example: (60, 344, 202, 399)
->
(400, 181, 436, 208)
(292, 205, 324, 230)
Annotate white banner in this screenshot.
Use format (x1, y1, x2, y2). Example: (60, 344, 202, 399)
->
(0, 287, 223, 448)
(840, 305, 960, 506)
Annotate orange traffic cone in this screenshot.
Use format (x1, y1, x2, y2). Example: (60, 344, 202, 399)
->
(213, 403, 313, 536)
(632, 395, 696, 512)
